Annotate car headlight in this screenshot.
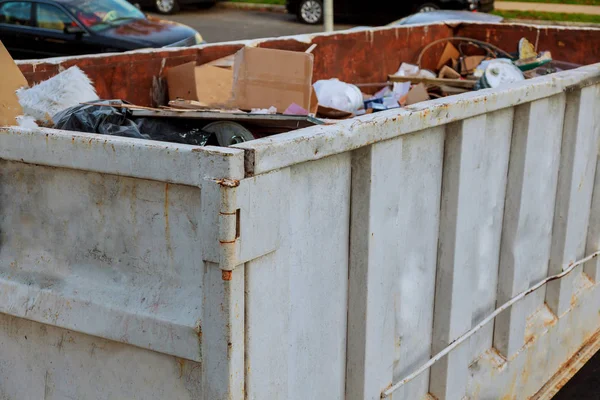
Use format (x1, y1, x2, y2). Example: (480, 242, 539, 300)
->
(195, 33, 205, 45)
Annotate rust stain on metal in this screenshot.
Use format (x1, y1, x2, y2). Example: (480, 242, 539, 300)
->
(194, 319, 203, 340)
(177, 358, 185, 379)
(222, 270, 232, 281)
(530, 329, 600, 400)
(216, 178, 240, 188)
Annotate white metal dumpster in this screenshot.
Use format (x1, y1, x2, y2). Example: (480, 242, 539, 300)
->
(2, 22, 600, 400)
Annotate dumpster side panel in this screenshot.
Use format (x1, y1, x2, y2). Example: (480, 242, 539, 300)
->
(346, 128, 445, 400)
(0, 312, 203, 400)
(238, 65, 600, 399)
(245, 153, 350, 400)
(0, 160, 205, 361)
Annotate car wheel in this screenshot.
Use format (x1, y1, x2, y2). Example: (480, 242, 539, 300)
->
(298, 0, 323, 25)
(155, 0, 180, 14)
(416, 3, 440, 12)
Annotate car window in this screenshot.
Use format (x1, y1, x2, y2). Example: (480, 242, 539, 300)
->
(36, 3, 74, 31)
(62, 0, 145, 31)
(0, 1, 33, 26)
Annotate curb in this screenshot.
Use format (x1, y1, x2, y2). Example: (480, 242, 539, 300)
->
(507, 18, 600, 27)
(216, 2, 288, 13)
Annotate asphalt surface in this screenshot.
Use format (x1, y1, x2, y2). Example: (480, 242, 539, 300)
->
(150, 7, 355, 43)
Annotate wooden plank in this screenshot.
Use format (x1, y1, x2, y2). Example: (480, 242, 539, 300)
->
(346, 128, 444, 400)
(493, 94, 566, 358)
(430, 113, 511, 400)
(546, 85, 600, 317)
(388, 75, 477, 89)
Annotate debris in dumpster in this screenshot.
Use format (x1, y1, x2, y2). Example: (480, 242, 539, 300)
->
(316, 105, 354, 119)
(313, 79, 364, 114)
(403, 83, 431, 106)
(0, 41, 29, 127)
(167, 62, 233, 108)
(17, 66, 99, 127)
(518, 38, 537, 61)
(203, 121, 255, 147)
(129, 108, 323, 131)
(515, 50, 552, 72)
(232, 46, 314, 112)
(461, 55, 487, 75)
(284, 103, 309, 116)
(250, 106, 277, 114)
(475, 60, 525, 89)
(388, 75, 477, 89)
(437, 42, 460, 70)
(53, 100, 215, 146)
(439, 66, 461, 80)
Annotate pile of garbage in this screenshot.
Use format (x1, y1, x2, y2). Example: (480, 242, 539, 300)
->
(0, 35, 579, 147)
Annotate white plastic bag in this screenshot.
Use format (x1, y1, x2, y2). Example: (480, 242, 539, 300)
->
(313, 79, 363, 113)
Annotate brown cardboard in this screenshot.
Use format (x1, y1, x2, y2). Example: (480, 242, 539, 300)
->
(167, 62, 233, 108)
(0, 41, 28, 126)
(309, 86, 318, 115)
(207, 54, 235, 69)
(232, 47, 314, 112)
(404, 83, 430, 106)
(438, 65, 461, 80)
(461, 56, 486, 73)
(436, 42, 460, 70)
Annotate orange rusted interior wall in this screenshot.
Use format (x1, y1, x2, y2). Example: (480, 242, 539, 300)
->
(17, 24, 600, 108)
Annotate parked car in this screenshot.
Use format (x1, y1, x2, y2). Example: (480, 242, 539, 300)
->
(130, 0, 216, 15)
(390, 10, 503, 25)
(287, 0, 495, 25)
(0, 0, 204, 59)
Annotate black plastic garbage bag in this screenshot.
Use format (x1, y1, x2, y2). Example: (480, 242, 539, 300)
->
(53, 100, 214, 146)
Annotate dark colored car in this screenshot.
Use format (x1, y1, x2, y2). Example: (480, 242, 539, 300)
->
(287, 0, 495, 24)
(131, 0, 216, 15)
(0, 0, 204, 59)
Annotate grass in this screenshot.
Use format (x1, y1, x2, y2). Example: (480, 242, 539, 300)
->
(228, 0, 285, 4)
(499, 0, 599, 6)
(492, 9, 600, 22)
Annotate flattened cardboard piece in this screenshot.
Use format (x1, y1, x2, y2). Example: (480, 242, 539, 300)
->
(461, 55, 486, 73)
(439, 65, 461, 79)
(167, 62, 233, 108)
(405, 83, 430, 106)
(232, 47, 314, 112)
(0, 41, 28, 126)
(437, 42, 460, 70)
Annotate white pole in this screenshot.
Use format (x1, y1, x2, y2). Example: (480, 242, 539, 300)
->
(323, 0, 333, 32)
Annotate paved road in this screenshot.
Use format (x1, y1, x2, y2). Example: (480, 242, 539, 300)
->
(495, 1, 600, 14)
(150, 7, 355, 43)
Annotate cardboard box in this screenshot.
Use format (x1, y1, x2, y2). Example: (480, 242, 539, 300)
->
(167, 62, 233, 108)
(0, 41, 28, 126)
(232, 47, 314, 112)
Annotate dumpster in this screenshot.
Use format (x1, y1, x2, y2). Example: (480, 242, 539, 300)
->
(1, 22, 599, 400)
